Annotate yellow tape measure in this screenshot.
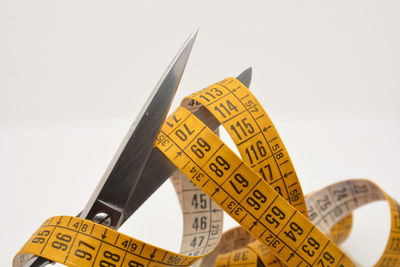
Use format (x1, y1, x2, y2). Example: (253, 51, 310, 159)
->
(14, 77, 400, 266)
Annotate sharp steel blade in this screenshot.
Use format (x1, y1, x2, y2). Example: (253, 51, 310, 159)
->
(25, 67, 250, 267)
(236, 67, 252, 88)
(122, 68, 253, 221)
(79, 30, 198, 228)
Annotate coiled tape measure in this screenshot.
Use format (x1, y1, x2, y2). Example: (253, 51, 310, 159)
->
(14, 77, 400, 267)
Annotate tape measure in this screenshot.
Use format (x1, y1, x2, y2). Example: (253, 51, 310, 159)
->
(14, 77, 400, 266)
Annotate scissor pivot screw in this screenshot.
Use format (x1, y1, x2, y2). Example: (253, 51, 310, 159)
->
(92, 212, 112, 226)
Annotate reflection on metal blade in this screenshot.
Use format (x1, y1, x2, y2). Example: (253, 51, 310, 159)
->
(80, 30, 198, 229)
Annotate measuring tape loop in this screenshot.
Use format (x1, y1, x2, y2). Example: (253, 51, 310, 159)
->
(211, 205, 354, 266)
(14, 77, 400, 266)
(157, 78, 353, 266)
(214, 179, 400, 266)
(212, 208, 353, 266)
(181, 77, 312, 267)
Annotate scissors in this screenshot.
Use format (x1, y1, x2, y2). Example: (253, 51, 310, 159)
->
(25, 30, 252, 267)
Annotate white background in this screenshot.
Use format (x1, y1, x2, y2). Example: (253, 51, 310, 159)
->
(1, 1, 399, 266)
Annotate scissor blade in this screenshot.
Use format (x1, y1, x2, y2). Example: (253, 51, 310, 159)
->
(123, 68, 253, 221)
(236, 67, 252, 88)
(80, 30, 198, 228)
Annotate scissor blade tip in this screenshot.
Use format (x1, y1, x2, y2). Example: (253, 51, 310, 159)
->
(185, 29, 198, 49)
(243, 67, 252, 75)
(182, 28, 198, 51)
(192, 27, 200, 35)
(169, 30, 197, 78)
(236, 67, 252, 88)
